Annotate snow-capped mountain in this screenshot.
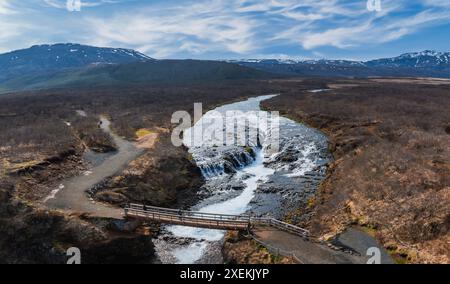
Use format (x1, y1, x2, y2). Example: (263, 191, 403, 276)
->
(365, 50, 450, 68)
(1, 45, 449, 90)
(227, 59, 302, 65)
(0, 43, 153, 82)
(230, 51, 450, 78)
(228, 58, 365, 66)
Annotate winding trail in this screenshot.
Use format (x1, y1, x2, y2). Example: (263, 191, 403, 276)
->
(43, 101, 392, 264)
(45, 117, 151, 218)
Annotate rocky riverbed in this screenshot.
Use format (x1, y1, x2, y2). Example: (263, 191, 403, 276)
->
(154, 94, 332, 263)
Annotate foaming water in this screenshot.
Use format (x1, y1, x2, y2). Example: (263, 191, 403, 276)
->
(167, 150, 274, 245)
(183, 95, 278, 179)
(172, 242, 209, 264)
(155, 96, 278, 263)
(154, 94, 331, 264)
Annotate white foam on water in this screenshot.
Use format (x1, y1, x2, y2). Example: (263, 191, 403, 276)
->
(167, 149, 274, 263)
(284, 143, 318, 178)
(183, 95, 277, 148)
(172, 242, 209, 264)
(157, 93, 328, 264)
(167, 150, 274, 244)
(164, 95, 278, 263)
(309, 89, 331, 93)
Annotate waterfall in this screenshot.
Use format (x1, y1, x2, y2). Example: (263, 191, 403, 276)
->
(193, 146, 257, 179)
(154, 94, 331, 264)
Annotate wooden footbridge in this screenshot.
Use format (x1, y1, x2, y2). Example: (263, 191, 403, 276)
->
(124, 204, 310, 238)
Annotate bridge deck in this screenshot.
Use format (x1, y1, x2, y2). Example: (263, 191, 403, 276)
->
(125, 204, 251, 230)
(123, 204, 371, 264)
(124, 204, 310, 237)
(126, 211, 250, 230)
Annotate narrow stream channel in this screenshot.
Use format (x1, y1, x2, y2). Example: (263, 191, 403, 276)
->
(154, 94, 331, 264)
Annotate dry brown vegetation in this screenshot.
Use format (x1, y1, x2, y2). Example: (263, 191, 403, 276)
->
(222, 231, 295, 264)
(0, 82, 282, 169)
(263, 79, 450, 263)
(0, 81, 292, 263)
(3, 77, 447, 264)
(93, 135, 205, 208)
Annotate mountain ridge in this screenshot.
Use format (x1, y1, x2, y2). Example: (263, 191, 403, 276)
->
(2, 45, 450, 94)
(228, 50, 450, 78)
(0, 43, 154, 83)
(229, 50, 450, 66)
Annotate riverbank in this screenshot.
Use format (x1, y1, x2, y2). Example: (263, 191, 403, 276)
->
(1, 83, 280, 263)
(154, 93, 356, 264)
(2, 78, 446, 263)
(262, 78, 450, 264)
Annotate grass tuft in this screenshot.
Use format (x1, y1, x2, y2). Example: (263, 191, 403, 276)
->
(136, 128, 154, 139)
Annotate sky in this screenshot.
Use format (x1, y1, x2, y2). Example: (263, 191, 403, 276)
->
(0, 0, 450, 60)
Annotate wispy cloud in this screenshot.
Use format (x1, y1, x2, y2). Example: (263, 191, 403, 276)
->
(83, 0, 361, 57)
(1, 0, 450, 58)
(0, 0, 16, 14)
(423, 0, 450, 8)
(258, 0, 450, 51)
(84, 1, 260, 57)
(43, 0, 118, 10)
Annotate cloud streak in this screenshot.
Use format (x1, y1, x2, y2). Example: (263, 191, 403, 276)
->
(1, 0, 450, 58)
(43, 0, 119, 10)
(0, 0, 16, 14)
(273, 1, 450, 50)
(84, 1, 261, 57)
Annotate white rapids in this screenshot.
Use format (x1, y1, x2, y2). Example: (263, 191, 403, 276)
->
(154, 94, 331, 264)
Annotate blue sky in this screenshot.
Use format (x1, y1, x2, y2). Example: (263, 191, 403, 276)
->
(1, 0, 450, 60)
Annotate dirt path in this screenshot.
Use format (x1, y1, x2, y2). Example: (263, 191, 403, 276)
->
(252, 226, 367, 264)
(45, 117, 150, 219)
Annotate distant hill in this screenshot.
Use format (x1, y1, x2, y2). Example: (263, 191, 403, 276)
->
(0, 59, 273, 93)
(0, 43, 153, 83)
(2, 44, 450, 94)
(229, 50, 450, 78)
(365, 50, 450, 68)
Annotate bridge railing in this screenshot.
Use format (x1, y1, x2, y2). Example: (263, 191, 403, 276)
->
(124, 204, 310, 237)
(252, 218, 310, 238)
(248, 233, 305, 264)
(125, 210, 249, 229)
(125, 204, 252, 223)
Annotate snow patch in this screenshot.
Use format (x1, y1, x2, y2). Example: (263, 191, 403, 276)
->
(44, 184, 64, 203)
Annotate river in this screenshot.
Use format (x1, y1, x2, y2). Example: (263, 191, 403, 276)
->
(153, 94, 331, 264)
